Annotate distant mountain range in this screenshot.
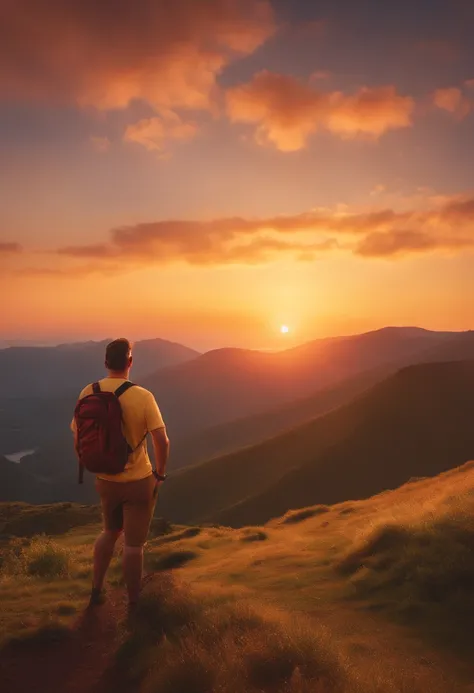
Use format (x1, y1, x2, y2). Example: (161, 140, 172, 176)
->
(0, 338, 200, 399)
(157, 360, 474, 526)
(1, 327, 473, 515)
(143, 327, 460, 442)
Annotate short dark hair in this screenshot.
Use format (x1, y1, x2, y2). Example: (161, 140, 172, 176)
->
(105, 338, 132, 371)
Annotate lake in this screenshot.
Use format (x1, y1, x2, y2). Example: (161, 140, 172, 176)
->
(4, 449, 36, 463)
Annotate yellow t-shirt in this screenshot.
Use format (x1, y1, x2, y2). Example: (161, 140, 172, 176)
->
(71, 378, 166, 482)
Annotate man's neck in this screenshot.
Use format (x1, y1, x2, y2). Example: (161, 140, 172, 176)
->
(106, 370, 130, 380)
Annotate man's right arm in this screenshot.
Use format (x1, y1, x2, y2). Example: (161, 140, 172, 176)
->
(145, 392, 170, 479)
(150, 427, 170, 478)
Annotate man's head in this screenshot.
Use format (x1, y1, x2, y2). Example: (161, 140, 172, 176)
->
(105, 338, 133, 375)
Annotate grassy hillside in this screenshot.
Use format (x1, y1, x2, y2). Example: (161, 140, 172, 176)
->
(2, 464, 474, 692)
(170, 367, 387, 470)
(158, 360, 474, 526)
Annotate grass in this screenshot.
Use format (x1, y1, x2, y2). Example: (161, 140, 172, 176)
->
(239, 528, 268, 542)
(338, 511, 474, 653)
(1, 535, 72, 578)
(146, 548, 199, 571)
(280, 505, 330, 524)
(3, 462, 474, 690)
(116, 577, 348, 693)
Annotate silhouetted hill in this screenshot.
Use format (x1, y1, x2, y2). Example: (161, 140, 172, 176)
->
(144, 327, 452, 441)
(0, 338, 200, 398)
(158, 360, 474, 526)
(170, 367, 388, 470)
(421, 330, 474, 362)
(1, 327, 469, 505)
(0, 455, 46, 504)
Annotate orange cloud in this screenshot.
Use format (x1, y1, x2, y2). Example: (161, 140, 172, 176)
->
(0, 0, 275, 111)
(50, 193, 474, 268)
(124, 112, 198, 152)
(0, 242, 22, 253)
(356, 230, 472, 258)
(433, 87, 471, 119)
(226, 71, 415, 151)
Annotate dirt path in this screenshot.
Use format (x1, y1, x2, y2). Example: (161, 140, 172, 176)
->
(0, 590, 128, 693)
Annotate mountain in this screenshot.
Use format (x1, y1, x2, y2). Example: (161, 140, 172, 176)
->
(157, 360, 474, 527)
(421, 330, 474, 362)
(169, 366, 388, 470)
(144, 327, 454, 441)
(0, 454, 46, 504)
(0, 338, 200, 399)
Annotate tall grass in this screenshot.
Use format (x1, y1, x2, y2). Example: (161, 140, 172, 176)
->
(338, 511, 474, 651)
(0, 536, 72, 579)
(116, 578, 349, 693)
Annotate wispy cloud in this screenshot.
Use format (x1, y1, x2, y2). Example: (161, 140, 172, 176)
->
(50, 193, 474, 269)
(0, 242, 22, 254)
(433, 87, 472, 119)
(226, 71, 415, 151)
(124, 111, 198, 152)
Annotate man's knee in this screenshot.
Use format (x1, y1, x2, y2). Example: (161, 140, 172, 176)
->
(123, 543, 144, 554)
(98, 529, 122, 545)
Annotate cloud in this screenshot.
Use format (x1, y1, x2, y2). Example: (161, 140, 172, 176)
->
(433, 87, 471, 119)
(226, 71, 415, 151)
(53, 193, 474, 267)
(0, 242, 22, 253)
(355, 230, 471, 258)
(0, 0, 275, 111)
(370, 184, 387, 196)
(124, 111, 198, 152)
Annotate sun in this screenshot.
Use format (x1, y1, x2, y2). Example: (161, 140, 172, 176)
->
(280, 325, 290, 334)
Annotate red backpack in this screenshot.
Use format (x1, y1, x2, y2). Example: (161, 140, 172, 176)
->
(74, 381, 145, 483)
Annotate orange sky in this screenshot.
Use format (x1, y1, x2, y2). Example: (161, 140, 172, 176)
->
(1, 0, 474, 350)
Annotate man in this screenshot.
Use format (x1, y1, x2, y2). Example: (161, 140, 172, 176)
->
(71, 338, 169, 609)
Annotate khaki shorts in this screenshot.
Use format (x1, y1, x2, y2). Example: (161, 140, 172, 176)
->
(95, 474, 158, 547)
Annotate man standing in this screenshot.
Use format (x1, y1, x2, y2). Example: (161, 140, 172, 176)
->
(71, 338, 169, 609)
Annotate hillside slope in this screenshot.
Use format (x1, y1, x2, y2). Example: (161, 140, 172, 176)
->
(145, 327, 452, 441)
(3, 464, 474, 692)
(170, 367, 387, 470)
(159, 360, 474, 526)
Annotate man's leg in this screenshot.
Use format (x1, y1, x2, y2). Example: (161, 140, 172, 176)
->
(91, 479, 124, 605)
(122, 545, 144, 605)
(92, 529, 121, 592)
(123, 475, 158, 605)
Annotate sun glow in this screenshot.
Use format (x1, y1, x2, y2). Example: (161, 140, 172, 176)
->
(280, 325, 290, 334)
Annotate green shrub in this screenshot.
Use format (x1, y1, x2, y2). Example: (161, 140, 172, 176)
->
(23, 536, 72, 578)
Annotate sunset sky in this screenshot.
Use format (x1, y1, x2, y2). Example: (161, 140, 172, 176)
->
(1, 0, 474, 351)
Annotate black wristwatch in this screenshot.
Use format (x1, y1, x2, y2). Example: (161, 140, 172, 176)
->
(153, 471, 167, 482)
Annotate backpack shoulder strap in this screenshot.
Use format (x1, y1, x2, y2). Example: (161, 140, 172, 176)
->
(92, 382, 101, 394)
(115, 381, 136, 399)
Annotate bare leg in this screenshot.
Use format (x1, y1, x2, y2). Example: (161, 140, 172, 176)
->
(92, 530, 121, 591)
(123, 545, 143, 604)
